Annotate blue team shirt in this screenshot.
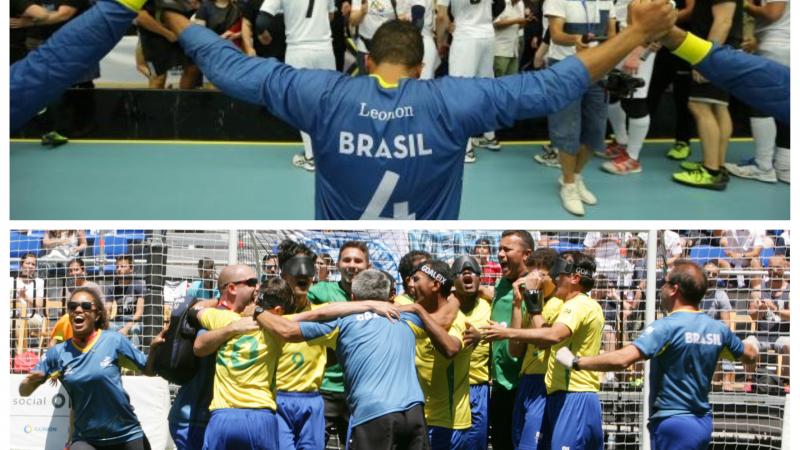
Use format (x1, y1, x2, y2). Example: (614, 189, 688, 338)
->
(178, 25, 591, 219)
(633, 311, 744, 420)
(34, 330, 148, 445)
(299, 311, 425, 426)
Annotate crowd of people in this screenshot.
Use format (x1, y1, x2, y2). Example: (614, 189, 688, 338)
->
(10, 0, 789, 216)
(11, 229, 789, 449)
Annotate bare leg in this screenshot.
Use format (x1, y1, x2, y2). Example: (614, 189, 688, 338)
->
(689, 101, 720, 170)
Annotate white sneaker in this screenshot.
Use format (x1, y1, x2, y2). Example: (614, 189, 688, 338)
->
(292, 153, 315, 171)
(560, 175, 597, 205)
(471, 136, 502, 151)
(465, 148, 477, 163)
(723, 160, 777, 183)
(560, 183, 585, 216)
(534, 146, 561, 168)
(776, 168, 790, 183)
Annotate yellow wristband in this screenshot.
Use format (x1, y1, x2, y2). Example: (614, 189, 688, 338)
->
(671, 32, 713, 66)
(116, 0, 147, 12)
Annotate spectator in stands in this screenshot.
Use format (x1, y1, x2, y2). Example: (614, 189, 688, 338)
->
(316, 252, 333, 282)
(701, 260, 736, 391)
(719, 229, 765, 288)
(262, 253, 280, 281)
(11, 253, 47, 353)
(10, 0, 62, 63)
(745, 255, 790, 392)
(584, 232, 625, 282)
(187, 257, 217, 300)
(63, 257, 89, 300)
(194, 0, 243, 50)
(725, 0, 789, 183)
(349, 0, 398, 74)
(671, 0, 742, 190)
(662, 230, 684, 266)
(240, 0, 287, 60)
(136, 1, 201, 88)
(396, 250, 432, 304)
(494, 0, 529, 77)
(594, 275, 621, 382)
(104, 254, 146, 349)
(41, 231, 87, 278)
(544, 0, 616, 215)
(474, 238, 501, 286)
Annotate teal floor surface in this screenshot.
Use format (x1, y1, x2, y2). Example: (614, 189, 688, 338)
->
(10, 139, 789, 220)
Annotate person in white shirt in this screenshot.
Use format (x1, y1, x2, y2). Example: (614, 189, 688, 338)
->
(350, 0, 399, 72)
(493, 0, 528, 76)
(720, 229, 766, 289)
(259, 0, 337, 172)
(399, 0, 439, 79)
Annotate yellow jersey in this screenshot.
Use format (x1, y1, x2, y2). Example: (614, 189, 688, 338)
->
(461, 298, 492, 385)
(276, 304, 338, 392)
(394, 294, 414, 305)
(50, 313, 73, 343)
(200, 308, 284, 411)
(520, 297, 564, 376)
(413, 310, 473, 430)
(545, 293, 604, 394)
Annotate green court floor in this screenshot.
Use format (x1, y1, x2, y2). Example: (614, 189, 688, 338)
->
(10, 139, 789, 220)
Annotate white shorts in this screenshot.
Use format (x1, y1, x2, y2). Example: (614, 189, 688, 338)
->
(285, 46, 336, 71)
(615, 49, 655, 99)
(448, 36, 494, 78)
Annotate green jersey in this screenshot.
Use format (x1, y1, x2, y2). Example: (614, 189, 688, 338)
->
(308, 281, 349, 393)
(490, 277, 526, 390)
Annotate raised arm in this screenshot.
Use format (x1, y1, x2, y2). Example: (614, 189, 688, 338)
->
(11, 0, 147, 132)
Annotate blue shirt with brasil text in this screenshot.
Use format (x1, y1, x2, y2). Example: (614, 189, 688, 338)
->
(633, 311, 744, 420)
(178, 25, 591, 219)
(300, 311, 425, 427)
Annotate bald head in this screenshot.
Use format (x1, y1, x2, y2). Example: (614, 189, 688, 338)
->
(218, 264, 257, 291)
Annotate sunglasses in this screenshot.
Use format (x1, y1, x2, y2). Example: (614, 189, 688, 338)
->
(67, 301, 95, 312)
(231, 277, 259, 287)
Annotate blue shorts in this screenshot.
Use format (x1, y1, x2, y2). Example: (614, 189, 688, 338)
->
(512, 374, 547, 450)
(546, 66, 608, 156)
(429, 425, 470, 450)
(465, 384, 489, 450)
(539, 392, 603, 450)
(276, 391, 325, 450)
(169, 422, 207, 450)
(649, 414, 712, 450)
(203, 408, 279, 450)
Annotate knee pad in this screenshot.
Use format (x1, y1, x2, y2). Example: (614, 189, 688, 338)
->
(621, 98, 649, 119)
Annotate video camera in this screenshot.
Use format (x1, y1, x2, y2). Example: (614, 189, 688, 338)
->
(603, 69, 646, 98)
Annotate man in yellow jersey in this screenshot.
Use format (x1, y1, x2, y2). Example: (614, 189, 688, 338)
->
(274, 240, 338, 449)
(482, 252, 604, 450)
(395, 250, 432, 305)
(506, 248, 560, 450)
(401, 260, 473, 449)
(189, 263, 284, 449)
(450, 255, 492, 450)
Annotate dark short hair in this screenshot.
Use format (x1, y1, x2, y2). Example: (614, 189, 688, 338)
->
(369, 20, 424, 67)
(528, 248, 559, 270)
(263, 254, 277, 262)
(68, 257, 85, 269)
(562, 251, 596, 292)
(197, 257, 214, 269)
(319, 253, 333, 264)
(115, 254, 133, 265)
(416, 259, 454, 296)
(399, 250, 432, 280)
(667, 260, 707, 305)
(258, 277, 295, 312)
(501, 230, 536, 252)
(277, 240, 317, 268)
(339, 241, 370, 263)
(22, 252, 38, 262)
(70, 284, 109, 330)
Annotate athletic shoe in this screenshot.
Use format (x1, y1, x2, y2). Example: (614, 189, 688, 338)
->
(560, 183, 584, 216)
(465, 148, 476, 163)
(533, 146, 561, 168)
(602, 153, 642, 175)
(471, 136, 501, 151)
(666, 141, 691, 160)
(776, 168, 790, 184)
(595, 141, 627, 159)
(292, 153, 315, 171)
(41, 131, 68, 147)
(672, 166, 727, 190)
(574, 174, 597, 205)
(680, 161, 730, 182)
(723, 158, 777, 183)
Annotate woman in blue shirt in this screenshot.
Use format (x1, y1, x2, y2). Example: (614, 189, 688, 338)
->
(19, 284, 164, 450)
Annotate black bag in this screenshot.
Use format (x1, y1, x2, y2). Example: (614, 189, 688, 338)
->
(754, 368, 784, 396)
(152, 297, 201, 385)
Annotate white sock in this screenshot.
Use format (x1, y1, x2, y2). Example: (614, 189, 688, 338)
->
(301, 131, 314, 159)
(626, 115, 650, 160)
(774, 146, 790, 172)
(484, 131, 496, 141)
(750, 117, 776, 170)
(607, 102, 628, 145)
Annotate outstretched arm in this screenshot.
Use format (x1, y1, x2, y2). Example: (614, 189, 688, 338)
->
(556, 344, 644, 371)
(482, 321, 571, 349)
(255, 310, 306, 342)
(194, 316, 260, 356)
(11, 0, 147, 132)
(292, 301, 401, 323)
(659, 27, 789, 124)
